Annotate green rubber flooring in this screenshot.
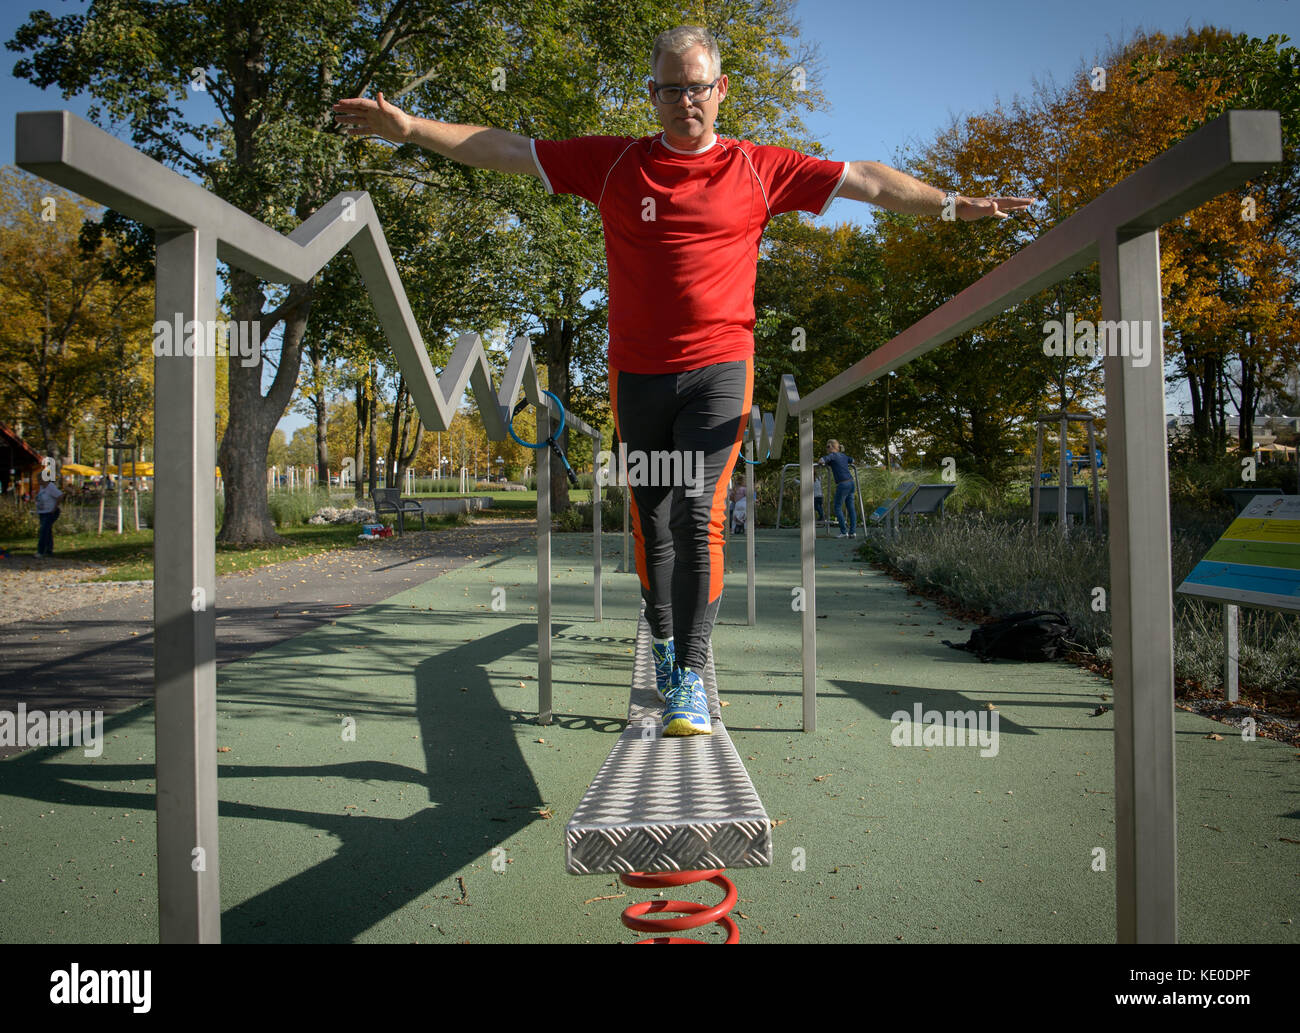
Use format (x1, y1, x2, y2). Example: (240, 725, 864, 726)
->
(1, 528, 1296, 943)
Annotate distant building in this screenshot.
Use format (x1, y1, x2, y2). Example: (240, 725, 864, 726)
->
(0, 422, 45, 497)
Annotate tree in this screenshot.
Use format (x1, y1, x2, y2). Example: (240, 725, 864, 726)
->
(286, 425, 317, 468)
(266, 428, 289, 469)
(0, 170, 154, 460)
(1132, 31, 1300, 457)
(9, 0, 502, 542)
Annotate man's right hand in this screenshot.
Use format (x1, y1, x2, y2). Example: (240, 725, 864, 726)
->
(331, 94, 538, 178)
(332, 92, 411, 143)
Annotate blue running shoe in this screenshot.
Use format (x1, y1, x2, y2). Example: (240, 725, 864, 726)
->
(663, 666, 711, 736)
(651, 638, 675, 702)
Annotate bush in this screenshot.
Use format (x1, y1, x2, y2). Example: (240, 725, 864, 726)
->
(0, 497, 39, 538)
(555, 483, 626, 532)
(267, 488, 332, 527)
(863, 511, 1300, 693)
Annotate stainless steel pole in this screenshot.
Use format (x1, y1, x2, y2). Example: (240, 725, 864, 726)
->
(153, 228, 220, 943)
(537, 407, 552, 725)
(1100, 227, 1177, 943)
(799, 412, 816, 732)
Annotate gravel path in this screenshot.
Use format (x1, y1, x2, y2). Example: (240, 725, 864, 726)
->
(0, 519, 539, 757)
(0, 557, 148, 624)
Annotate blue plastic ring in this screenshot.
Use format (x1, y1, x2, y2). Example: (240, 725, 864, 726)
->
(508, 390, 566, 449)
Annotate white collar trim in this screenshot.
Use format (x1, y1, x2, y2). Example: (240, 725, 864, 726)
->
(658, 133, 719, 155)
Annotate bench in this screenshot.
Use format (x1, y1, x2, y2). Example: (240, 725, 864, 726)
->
(1223, 487, 1283, 515)
(372, 487, 426, 534)
(1031, 484, 1090, 525)
(899, 483, 955, 520)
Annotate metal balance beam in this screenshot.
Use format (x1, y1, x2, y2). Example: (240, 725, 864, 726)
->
(566, 602, 770, 940)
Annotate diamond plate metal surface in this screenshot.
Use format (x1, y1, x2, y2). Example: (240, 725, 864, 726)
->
(566, 604, 772, 875)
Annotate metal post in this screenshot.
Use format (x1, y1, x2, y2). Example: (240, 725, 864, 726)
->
(592, 432, 602, 622)
(799, 412, 816, 732)
(153, 228, 220, 944)
(775, 463, 792, 529)
(622, 460, 630, 575)
(1222, 603, 1239, 703)
(1058, 414, 1069, 539)
(852, 463, 868, 534)
(1100, 227, 1177, 943)
(1087, 418, 1103, 531)
(745, 436, 755, 626)
(537, 407, 552, 725)
(1031, 423, 1044, 534)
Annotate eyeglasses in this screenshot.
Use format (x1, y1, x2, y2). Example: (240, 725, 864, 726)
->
(650, 79, 720, 104)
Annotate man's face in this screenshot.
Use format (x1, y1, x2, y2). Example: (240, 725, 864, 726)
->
(650, 45, 728, 148)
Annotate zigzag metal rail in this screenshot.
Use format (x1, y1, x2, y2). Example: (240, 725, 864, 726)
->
(15, 110, 595, 443)
(16, 109, 602, 943)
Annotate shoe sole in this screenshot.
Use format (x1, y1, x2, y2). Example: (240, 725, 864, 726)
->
(663, 716, 712, 736)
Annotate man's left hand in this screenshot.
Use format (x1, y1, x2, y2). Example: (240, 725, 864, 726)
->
(958, 196, 1036, 221)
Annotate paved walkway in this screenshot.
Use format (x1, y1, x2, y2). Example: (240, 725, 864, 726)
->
(0, 521, 537, 757)
(0, 523, 1295, 943)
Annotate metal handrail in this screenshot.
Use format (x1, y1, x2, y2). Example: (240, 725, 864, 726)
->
(740, 108, 1282, 944)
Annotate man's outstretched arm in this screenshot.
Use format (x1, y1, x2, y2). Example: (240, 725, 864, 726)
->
(331, 92, 539, 178)
(838, 160, 1033, 221)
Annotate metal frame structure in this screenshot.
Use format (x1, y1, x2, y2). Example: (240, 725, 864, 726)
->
(773, 461, 867, 534)
(16, 106, 1283, 946)
(16, 109, 603, 943)
(737, 110, 1281, 942)
(1031, 411, 1103, 534)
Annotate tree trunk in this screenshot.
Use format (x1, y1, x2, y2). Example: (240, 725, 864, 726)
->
(386, 375, 405, 488)
(367, 363, 379, 501)
(216, 272, 313, 544)
(353, 376, 367, 501)
(394, 380, 422, 489)
(312, 346, 330, 490)
(1238, 335, 1260, 459)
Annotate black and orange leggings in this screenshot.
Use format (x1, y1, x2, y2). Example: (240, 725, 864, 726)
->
(610, 358, 753, 670)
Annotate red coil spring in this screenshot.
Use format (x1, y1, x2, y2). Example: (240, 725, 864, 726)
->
(619, 869, 740, 943)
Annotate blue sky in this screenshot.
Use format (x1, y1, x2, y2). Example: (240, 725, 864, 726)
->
(3, 0, 1295, 439)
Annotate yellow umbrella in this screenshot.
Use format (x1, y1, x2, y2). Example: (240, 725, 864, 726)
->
(61, 462, 101, 476)
(105, 461, 154, 476)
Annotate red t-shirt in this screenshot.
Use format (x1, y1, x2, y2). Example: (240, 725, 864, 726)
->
(531, 133, 847, 374)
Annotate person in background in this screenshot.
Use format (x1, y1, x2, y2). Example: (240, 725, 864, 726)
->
(728, 474, 747, 534)
(35, 475, 64, 557)
(818, 439, 856, 538)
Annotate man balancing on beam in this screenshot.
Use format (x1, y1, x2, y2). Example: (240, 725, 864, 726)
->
(333, 25, 1033, 736)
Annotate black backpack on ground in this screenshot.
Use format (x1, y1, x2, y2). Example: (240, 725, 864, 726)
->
(943, 610, 1076, 662)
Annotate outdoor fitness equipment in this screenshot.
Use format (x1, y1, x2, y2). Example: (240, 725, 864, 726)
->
(509, 389, 578, 487)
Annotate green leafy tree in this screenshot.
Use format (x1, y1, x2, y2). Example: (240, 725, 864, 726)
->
(9, 0, 501, 541)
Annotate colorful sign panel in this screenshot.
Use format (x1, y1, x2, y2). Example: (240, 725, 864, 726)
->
(1177, 494, 1300, 612)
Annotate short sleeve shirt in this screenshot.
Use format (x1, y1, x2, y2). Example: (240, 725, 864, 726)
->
(531, 134, 846, 373)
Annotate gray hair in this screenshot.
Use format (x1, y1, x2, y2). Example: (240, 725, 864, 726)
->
(650, 25, 721, 80)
